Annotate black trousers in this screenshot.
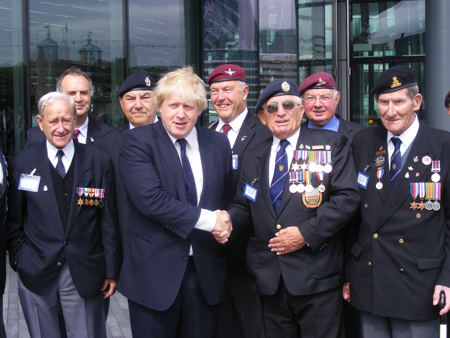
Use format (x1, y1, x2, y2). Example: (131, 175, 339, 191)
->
(261, 280, 343, 338)
(128, 258, 219, 338)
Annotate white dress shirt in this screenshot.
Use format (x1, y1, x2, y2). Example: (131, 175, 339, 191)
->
(215, 109, 248, 148)
(387, 114, 419, 169)
(46, 140, 75, 172)
(129, 115, 158, 130)
(268, 128, 300, 185)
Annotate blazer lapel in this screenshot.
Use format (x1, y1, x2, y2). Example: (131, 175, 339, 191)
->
(198, 127, 213, 207)
(258, 139, 277, 219)
(232, 114, 256, 156)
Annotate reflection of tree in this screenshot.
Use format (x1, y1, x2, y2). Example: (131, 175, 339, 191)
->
(203, 0, 240, 49)
(352, 22, 371, 44)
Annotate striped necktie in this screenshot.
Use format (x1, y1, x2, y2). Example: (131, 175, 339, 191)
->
(270, 139, 289, 213)
(390, 137, 402, 185)
(55, 150, 66, 178)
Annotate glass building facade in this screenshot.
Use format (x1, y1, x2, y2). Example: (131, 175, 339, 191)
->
(1, 0, 448, 156)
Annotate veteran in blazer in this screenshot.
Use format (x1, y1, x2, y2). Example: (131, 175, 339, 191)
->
(207, 64, 270, 338)
(26, 67, 113, 146)
(118, 67, 232, 338)
(229, 79, 360, 338)
(344, 65, 450, 337)
(7, 92, 121, 337)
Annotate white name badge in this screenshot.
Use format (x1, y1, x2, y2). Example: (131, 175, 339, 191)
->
(243, 183, 258, 202)
(357, 172, 369, 190)
(19, 174, 41, 192)
(232, 154, 239, 170)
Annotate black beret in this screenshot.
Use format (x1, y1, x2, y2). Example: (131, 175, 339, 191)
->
(119, 72, 156, 97)
(371, 65, 418, 96)
(255, 79, 299, 113)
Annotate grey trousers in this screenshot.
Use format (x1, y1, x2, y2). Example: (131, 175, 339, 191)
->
(360, 311, 439, 338)
(18, 264, 108, 338)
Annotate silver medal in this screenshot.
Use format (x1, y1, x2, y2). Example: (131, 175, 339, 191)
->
(289, 184, 298, 194)
(318, 184, 326, 193)
(323, 164, 332, 173)
(315, 164, 324, 173)
(305, 184, 314, 193)
(431, 173, 440, 183)
(298, 184, 306, 193)
(425, 200, 433, 211)
(432, 201, 441, 211)
(375, 181, 383, 190)
(308, 163, 316, 172)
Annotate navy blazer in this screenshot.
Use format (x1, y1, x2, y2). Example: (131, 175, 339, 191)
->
(0, 148, 7, 295)
(348, 123, 450, 321)
(229, 125, 360, 296)
(118, 121, 232, 311)
(26, 117, 113, 146)
(6, 142, 121, 298)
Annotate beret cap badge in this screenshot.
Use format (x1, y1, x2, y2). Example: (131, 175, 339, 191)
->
(224, 68, 236, 76)
(145, 76, 152, 87)
(281, 81, 290, 92)
(317, 78, 326, 87)
(390, 76, 402, 89)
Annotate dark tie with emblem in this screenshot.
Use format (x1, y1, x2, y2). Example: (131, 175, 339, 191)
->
(390, 137, 402, 185)
(177, 138, 197, 206)
(222, 124, 231, 135)
(73, 129, 80, 140)
(56, 150, 66, 178)
(270, 139, 289, 213)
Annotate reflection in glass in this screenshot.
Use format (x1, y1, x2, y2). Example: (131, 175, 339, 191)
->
(203, 0, 258, 120)
(128, 0, 185, 78)
(350, 0, 425, 125)
(298, 0, 334, 83)
(28, 0, 125, 126)
(0, 1, 26, 154)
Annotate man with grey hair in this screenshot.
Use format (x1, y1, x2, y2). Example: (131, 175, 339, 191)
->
(26, 67, 113, 146)
(207, 64, 269, 338)
(7, 92, 121, 337)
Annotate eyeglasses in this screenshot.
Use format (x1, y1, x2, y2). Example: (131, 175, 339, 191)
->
(265, 100, 296, 114)
(304, 95, 333, 104)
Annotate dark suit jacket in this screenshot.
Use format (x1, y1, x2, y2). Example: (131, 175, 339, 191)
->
(210, 113, 271, 273)
(26, 117, 113, 146)
(118, 121, 232, 311)
(6, 142, 121, 298)
(229, 125, 360, 296)
(95, 124, 129, 244)
(348, 124, 450, 321)
(0, 149, 7, 295)
(336, 117, 365, 143)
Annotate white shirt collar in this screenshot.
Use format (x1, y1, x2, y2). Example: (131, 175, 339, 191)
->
(167, 126, 199, 151)
(272, 127, 301, 150)
(46, 139, 75, 170)
(216, 108, 248, 133)
(75, 116, 89, 143)
(129, 115, 158, 130)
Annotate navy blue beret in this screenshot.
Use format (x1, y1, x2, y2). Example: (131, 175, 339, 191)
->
(371, 65, 418, 96)
(255, 79, 300, 113)
(119, 72, 156, 97)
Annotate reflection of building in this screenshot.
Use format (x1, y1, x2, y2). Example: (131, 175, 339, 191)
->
(79, 32, 103, 65)
(38, 26, 59, 61)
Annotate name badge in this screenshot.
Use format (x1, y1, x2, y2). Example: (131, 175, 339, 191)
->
(232, 154, 238, 170)
(357, 172, 369, 190)
(19, 173, 41, 192)
(243, 183, 258, 202)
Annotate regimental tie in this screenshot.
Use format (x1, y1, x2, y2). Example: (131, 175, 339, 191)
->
(56, 150, 66, 178)
(177, 138, 197, 206)
(270, 139, 290, 214)
(390, 137, 402, 185)
(73, 129, 80, 140)
(222, 124, 232, 135)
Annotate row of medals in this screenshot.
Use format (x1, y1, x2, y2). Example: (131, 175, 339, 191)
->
(410, 156, 441, 211)
(77, 197, 105, 208)
(288, 157, 332, 194)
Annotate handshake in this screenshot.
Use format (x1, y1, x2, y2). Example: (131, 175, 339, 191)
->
(212, 210, 233, 244)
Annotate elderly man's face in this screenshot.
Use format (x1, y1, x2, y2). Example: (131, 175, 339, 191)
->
(119, 90, 156, 127)
(377, 88, 422, 136)
(303, 88, 339, 127)
(159, 94, 201, 139)
(210, 80, 248, 123)
(259, 95, 304, 139)
(60, 74, 92, 118)
(36, 98, 75, 148)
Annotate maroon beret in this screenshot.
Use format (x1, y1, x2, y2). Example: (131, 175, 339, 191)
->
(299, 72, 336, 95)
(207, 64, 246, 85)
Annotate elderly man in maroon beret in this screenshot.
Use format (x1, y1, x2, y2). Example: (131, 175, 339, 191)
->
(208, 64, 270, 338)
(300, 72, 363, 142)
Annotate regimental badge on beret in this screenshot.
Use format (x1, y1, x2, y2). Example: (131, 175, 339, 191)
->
(224, 68, 236, 76)
(281, 81, 290, 92)
(145, 76, 151, 87)
(317, 78, 326, 87)
(390, 76, 402, 89)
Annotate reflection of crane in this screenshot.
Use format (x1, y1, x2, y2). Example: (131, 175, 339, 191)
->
(61, 22, 70, 60)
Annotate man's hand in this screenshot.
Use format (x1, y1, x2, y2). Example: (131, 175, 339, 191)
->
(102, 279, 117, 299)
(433, 285, 450, 315)
(342, 282, 351, 302)
(212, 210, 233, 244)
(268, 226, 306, 255)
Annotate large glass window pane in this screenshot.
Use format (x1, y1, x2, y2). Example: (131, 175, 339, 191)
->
(0, 0, 26, 154)
(350, 0, 425, 125)
(259, 0, 298, 86)
(298, 0, 335, 82)
(28, 0, 125, 127)
(128, 0, 186, 77)
(203, 0, 258, 121)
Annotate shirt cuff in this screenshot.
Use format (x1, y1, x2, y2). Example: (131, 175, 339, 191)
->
(194, 209, 216, 232)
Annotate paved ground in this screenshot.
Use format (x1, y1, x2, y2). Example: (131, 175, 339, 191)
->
(3, 263, 132, 338)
